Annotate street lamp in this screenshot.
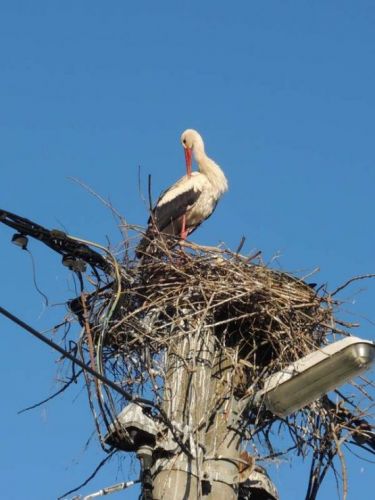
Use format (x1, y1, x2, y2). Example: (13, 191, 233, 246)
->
(257, 336, 375, 417)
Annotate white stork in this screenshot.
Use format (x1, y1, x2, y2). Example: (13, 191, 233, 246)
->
(136, 129, 228, 256)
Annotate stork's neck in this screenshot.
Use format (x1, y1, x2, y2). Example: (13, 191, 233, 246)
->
(194, 145, 228, 196)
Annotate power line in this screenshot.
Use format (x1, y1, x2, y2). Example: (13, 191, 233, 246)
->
(0, 304, 193, 457)
(0, 208, 109, 272)
(0, 304, 151, 407)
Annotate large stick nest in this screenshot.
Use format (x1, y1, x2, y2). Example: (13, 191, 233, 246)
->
(66, 234, 374, 499)
(103, 243, 332, 391)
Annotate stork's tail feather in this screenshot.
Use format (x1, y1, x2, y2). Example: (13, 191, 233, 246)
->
(136, 229, 180, 259)
(135, 231, 152, 259)
(135, 227, 165, 258)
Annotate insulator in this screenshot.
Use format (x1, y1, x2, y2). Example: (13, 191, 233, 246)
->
(62, 254, 86, 273)
(62, 254, 76, 269)
(11, 233, 28, 250)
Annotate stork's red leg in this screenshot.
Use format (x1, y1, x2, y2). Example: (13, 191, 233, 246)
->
(180, 215, 188, 239)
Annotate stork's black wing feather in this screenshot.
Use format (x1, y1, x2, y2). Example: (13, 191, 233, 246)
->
(136, 184, 202, 257)
(151, 187, 201, 232)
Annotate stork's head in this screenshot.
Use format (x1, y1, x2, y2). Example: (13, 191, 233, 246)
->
(180, 129, 204, 177)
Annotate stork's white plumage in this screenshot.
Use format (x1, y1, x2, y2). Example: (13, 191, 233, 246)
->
(136, 129, 228, 256)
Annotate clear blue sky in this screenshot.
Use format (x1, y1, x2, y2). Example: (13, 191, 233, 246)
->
(1, 1, 375, 499)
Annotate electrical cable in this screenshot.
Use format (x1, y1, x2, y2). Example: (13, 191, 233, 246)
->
(0, 304, 151, 406)
(0, 304, 194, 458)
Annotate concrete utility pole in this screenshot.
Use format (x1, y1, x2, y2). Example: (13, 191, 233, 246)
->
(152, 325, 247, 499)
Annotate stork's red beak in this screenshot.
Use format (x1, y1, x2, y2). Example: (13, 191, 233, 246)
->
(184, 147, 192, 177)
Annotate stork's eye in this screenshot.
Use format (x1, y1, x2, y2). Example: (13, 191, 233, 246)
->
(183, 139, 186, 144)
